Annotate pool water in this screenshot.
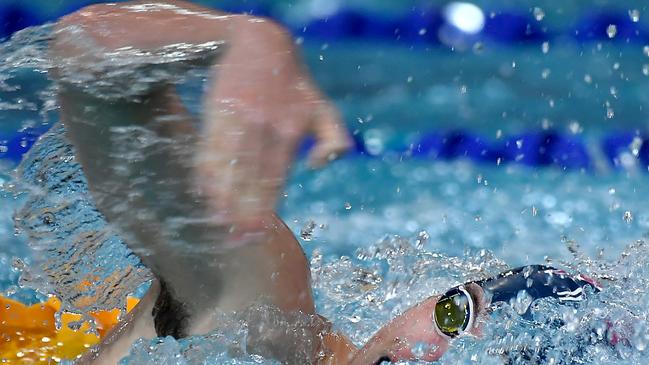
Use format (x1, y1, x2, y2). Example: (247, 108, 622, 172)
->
(2, 22, 649, 364)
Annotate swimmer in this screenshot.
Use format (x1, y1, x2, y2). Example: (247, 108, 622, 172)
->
(43, 2, 603, 364)
(50, 1, 351, 360)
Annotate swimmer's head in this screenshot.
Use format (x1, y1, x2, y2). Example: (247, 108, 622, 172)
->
(357, 265, 601, 365)
(355, 283, 487, 364)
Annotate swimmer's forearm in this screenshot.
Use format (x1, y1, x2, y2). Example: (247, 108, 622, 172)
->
(52, 0, 291, 62)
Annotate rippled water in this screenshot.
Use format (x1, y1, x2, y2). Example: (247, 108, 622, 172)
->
(2, 19, 649, 365)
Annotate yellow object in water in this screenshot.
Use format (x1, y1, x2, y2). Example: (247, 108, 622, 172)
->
(0, 295, 139, 364)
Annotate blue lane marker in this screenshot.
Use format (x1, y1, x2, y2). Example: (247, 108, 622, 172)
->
(602, 132, 637, 168)
(482, 12, 548, 42)
(573, 11, 649, 42)
(4, 126, 649, 172)
(411, 130, 591, 170)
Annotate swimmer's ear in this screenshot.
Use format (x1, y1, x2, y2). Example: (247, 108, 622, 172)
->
(307, 102, 352, 168)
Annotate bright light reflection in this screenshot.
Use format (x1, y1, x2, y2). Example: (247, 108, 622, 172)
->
(444, 2, 485, 34)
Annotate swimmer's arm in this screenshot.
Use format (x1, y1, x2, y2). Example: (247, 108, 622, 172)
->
(75, 281, 160, 365)
(320, 330, 359, 365)
(51, 0, 289, 61)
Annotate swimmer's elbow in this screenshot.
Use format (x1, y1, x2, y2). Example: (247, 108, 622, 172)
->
(50, 6, 103, 61)
(229, 15, 294, 48)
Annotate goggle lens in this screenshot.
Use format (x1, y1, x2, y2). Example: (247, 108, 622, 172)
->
(434, 287, 473, 337)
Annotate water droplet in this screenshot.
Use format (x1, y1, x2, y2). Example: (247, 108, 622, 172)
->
(606, 24, 617, 38)
(568, 121, 581, 134)
(42, 212, 56, 226)
(496, 129, 502, 139)
(531, 206, 538, 216)
(629, 9, 640, 22)
(348, 315, 361, 323)
(512, 290, 534, 315)
(318, 54, 324, 61)
(623, 211, 633, 223)
(407, 76, 413, 83)
(418, 28, 427, 36)
(472, 42, 484, 54)
(541, 41, 550, 54)
(415, 230, 429, 248)
(516, 139, 524, 149)
(541, 68, 550, 79)
(643, 64, 649, 76)
(67, 320, 84, 331)
(608, 188, 616, 195)
(411, 342, 439, 359)
(364, 129, 385, 155)
(644, 45, 649, 57)
(344, 202, 352, 210)
(11, 258, 25, 272)
(300, 220, 316, 241)
(631, 137, 643, 156)
(613, 62, 620, 70)
(584, 74, 592, 84)
(610, 86, 618, 98)
(533, 7, 545, 21)
(607, 107, 615, 119)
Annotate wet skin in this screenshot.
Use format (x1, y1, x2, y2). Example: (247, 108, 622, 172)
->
(49, 1, 483, 364)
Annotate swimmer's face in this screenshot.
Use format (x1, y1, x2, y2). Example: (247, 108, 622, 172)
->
(354, 283, 487, 364)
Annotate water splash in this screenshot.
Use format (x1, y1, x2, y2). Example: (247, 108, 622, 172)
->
(13, 124, 151, 314)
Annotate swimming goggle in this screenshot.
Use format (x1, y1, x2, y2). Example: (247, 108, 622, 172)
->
(433, 286, 475, 338)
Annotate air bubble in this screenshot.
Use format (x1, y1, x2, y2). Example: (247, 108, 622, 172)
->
(533, 7, 545, 21)
(629, 9, 640, 22)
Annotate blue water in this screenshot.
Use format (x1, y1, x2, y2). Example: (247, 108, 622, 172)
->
(2, 22, 649, 364)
